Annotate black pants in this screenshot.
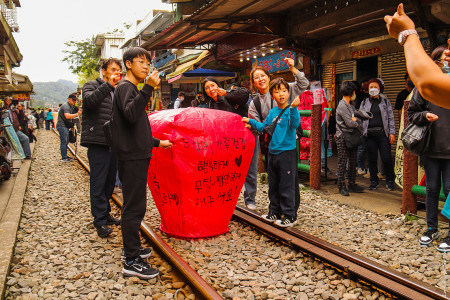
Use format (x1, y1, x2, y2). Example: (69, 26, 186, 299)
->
(366, 134, 394, 184)
(336, 136, 357, 188)
(424, 157, 450, 230)
(118, 158, 151, 259)
(87, 144, 117, 227)
(268, 149, 297, 219)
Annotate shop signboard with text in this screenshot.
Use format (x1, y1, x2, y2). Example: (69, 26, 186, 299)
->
(252, 50, 297, 74)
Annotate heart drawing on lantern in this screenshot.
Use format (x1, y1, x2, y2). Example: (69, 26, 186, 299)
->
(147, 108, 255, 238)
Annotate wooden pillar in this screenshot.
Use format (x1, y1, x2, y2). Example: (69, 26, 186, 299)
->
(310, 104, 322, 190)
(402, 100, 418, 214)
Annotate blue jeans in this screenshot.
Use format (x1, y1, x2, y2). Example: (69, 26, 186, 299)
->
(357, 137, 366, 169)
(57, 126, 69, 159)
(424, 157, 450, 230)
(244, 135, 259, 205)
(16, 130, 31, 157)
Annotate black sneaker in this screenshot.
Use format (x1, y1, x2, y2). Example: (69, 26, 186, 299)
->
(437, 236, 450, 252)
(419, 228, 439, 245)
(262, 212, 281, 222)
(369, 182, 379, 190)
(121, 247, 153, 262)
(348, 183, 364, 193)
(106, 214, 121, 225)
(275, 216, 296, 227)
(386, 183, 395, 191)
(95, 225, 112, 238)
(339, 186, 349, 196)
(122, 256, 160, 279)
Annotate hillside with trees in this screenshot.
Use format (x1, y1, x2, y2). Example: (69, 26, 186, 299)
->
(32, 79, 78, 107)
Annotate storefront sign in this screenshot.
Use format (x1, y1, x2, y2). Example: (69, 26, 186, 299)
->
(252, 50, 297, 74)
(12, 93, 30, 100)
(154, 53, 176, 69)
(351, 47, 382, 58)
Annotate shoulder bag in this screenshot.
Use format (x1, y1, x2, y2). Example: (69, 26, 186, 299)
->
(401, 97, 431, 156)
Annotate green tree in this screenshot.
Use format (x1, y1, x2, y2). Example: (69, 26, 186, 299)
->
(62, 36, 99, 80)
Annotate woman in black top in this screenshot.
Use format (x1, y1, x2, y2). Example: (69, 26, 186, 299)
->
(202, 77, 249, 117)
(408, 45, 450, 252)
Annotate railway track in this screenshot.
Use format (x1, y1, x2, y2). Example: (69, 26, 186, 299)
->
(61, 131, 448, 300)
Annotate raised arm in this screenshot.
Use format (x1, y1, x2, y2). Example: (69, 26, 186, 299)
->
(384, 3, 450, 108)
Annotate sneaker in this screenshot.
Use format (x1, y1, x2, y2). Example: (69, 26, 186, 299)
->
(363, 173, 371, 179)
(378, 173, 386, 180)
(437, 236, 450, 252)
(275, 216, 296, 227)
(262, 212, 281, 222)
(386, 183, 395, 191)
(357, 168, 366, 175)
(339, 186, 349, 196)
(419, 228, 439, 245)
(60, 158, 72, 162)
(246, 203, 257, 210)
(121, 247, 153, 262)
(348, 183, 364, 193)
(369, 182, 379, 190)
(95, 225, 112, 238)
(122, 256, 160, 279)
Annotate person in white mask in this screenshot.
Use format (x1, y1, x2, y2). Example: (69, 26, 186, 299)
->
(359, 78, 396, 191)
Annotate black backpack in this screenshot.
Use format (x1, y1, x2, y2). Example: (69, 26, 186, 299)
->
(253, 95, 303, 155)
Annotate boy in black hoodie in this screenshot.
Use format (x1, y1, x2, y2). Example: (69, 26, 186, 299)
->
(113, 47, 172, 279)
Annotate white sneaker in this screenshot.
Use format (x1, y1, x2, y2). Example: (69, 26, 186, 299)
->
(357, 168, 366, 175)
(246, 204, 256, 210)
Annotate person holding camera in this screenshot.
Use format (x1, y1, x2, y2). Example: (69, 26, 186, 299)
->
(81, 58, 122, 238)
(56, 93, 81, 162)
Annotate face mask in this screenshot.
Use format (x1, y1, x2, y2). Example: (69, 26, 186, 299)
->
(369, 88, 379, 97)
(407, 80, 415, 88)
(351, 92, 356, 101)
(442, 61, 450, 74)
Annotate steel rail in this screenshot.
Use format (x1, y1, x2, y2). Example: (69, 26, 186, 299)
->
(57, 134, 223, 300)
(233, 205, 448, 300)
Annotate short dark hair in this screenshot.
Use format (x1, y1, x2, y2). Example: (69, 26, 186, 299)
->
(269, 77, 289, 96)
(431, 45, 447, 61)
(68, 93, 77, 100)
(230, 81, 240, 88)
(178, 91, 185, 97)
(368, 78, 383, 92)
(123, 47, 152, 69)
(101, 58, 122, 71)
(340, 81, 357, 97)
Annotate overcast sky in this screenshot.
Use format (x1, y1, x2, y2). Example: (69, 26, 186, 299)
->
(14, 0, 173, 83)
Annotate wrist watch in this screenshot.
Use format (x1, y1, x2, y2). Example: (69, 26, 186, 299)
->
(398, 29, 418, 46)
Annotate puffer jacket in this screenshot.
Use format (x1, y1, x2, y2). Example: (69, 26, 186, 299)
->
(81, 78, 114, 147)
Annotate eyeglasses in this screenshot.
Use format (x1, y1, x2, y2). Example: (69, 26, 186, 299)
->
(133, 59, 151, 67)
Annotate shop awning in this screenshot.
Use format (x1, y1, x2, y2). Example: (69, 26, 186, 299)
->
(168, 68, 236, 84)
(0, 72, 33, 94)
(166, 50, 209, 80)
(141, 0, 307, 51)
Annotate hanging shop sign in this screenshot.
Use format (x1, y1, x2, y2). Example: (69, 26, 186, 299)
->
(252, 50, 297, 74)
(351, 47, 382, 59)
(12, 93, 30, 100)
(154, 53, 177, 69)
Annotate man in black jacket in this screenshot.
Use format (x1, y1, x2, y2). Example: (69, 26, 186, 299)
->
(81, 58, 122, 238)
(113, 47, 172, 280)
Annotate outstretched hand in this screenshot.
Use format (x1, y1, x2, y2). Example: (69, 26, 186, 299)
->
(384, 3, 415, 39)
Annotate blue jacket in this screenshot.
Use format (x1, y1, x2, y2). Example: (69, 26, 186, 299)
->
(248, 106, 300, 154)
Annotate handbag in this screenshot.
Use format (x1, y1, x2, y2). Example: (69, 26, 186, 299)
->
(367, 126, 384, 137)
(401, 122, 431, 156)
(400, 95, 431, 156)
(68, 128, 77, 143)
(339, 103, 362, 149)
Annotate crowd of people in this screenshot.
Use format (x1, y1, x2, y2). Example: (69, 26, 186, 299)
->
(2, 3, 449, 281)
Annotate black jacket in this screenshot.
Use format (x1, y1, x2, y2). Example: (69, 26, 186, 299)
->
(408, 88, 450, 159)
(209, 87, 250, 117)
(112, 80, 160, 161)
(81, 78, 114, 147)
